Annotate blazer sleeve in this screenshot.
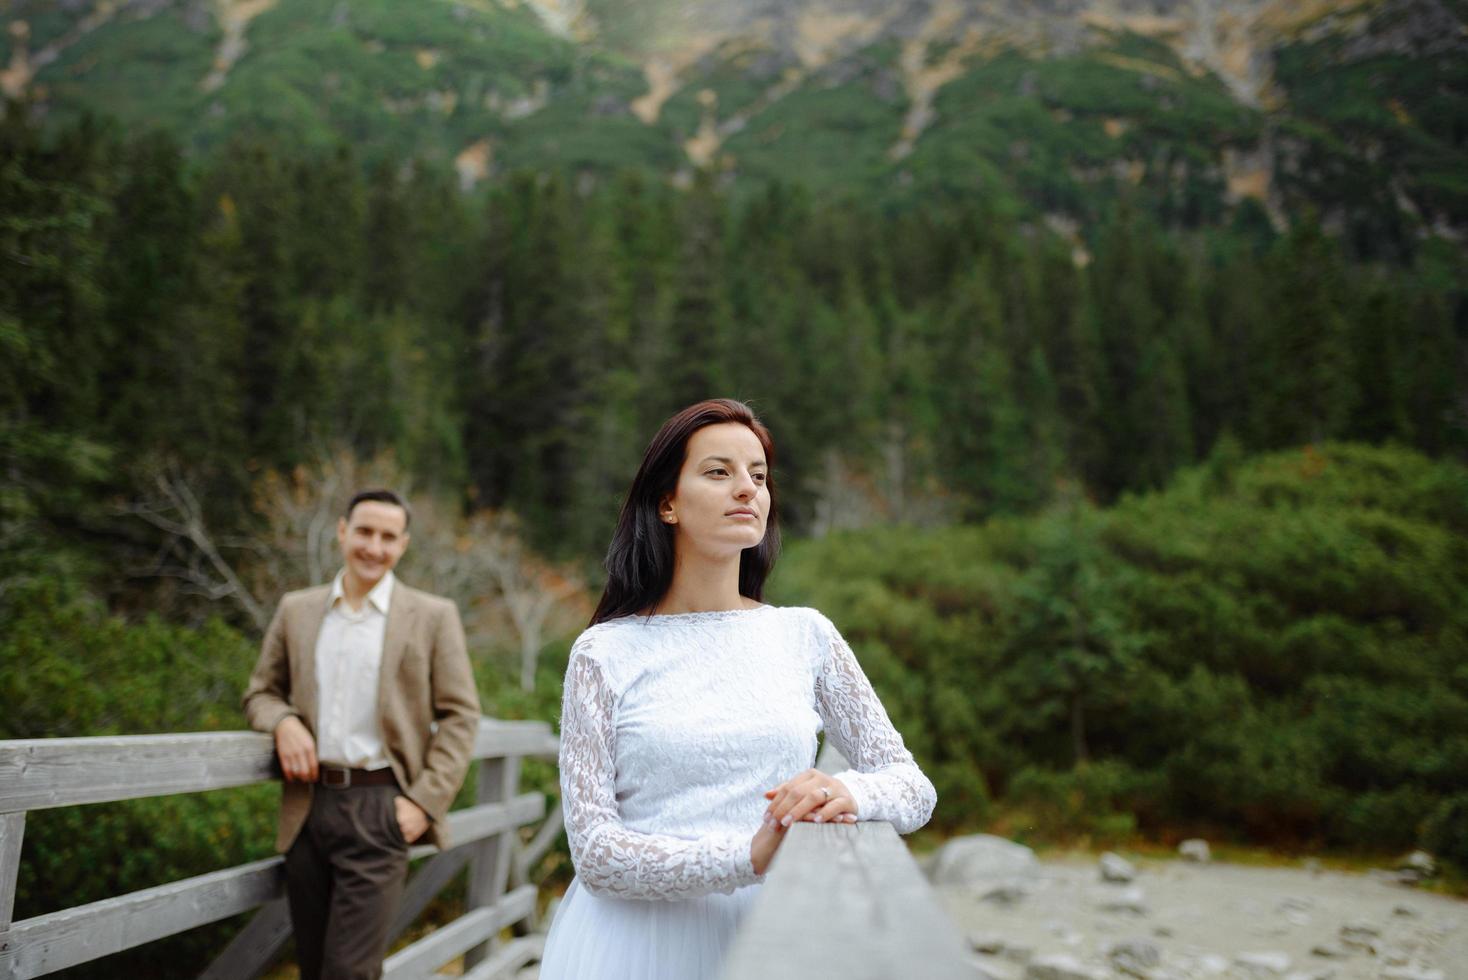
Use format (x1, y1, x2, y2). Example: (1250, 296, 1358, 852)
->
(403, 599, 481, 823)
(242, 600, 300, 734)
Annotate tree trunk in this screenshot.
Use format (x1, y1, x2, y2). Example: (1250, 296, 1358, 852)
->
(1070, 691, 1089, 766)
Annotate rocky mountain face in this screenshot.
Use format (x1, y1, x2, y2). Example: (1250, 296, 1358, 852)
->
(575, 0, 1344, 104)
(3, 0, 1464, 248)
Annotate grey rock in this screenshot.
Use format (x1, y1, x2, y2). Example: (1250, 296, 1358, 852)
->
(1097, 885, 1148, 915)
(1153, 925, 1174, 938)
(1340, 921, 1381, 952)
(1310, 943, 1349, 959)
(1107, 939, 1161, 978)
(969, 933, 1005, 955)
(979, 882, 1030, 906)
(1396, 850, 1438, 884)
(1024, 954, 1105, 980)
(1400, 850, 1436, 875)
(971, 956, 1021, 980)
(1283, 972, 1336, 980)
(933, 834, 1040, 887)
(1100, 851, 1137, 883)
(1392, 904, 1418, 918)
(1002, 944, 1036, 965)
(1379, 968, 1445, 980)
(1196, 953, 1230, 975)
(1178, 839, 1211, 862)
(1235, 951, 1292, 975)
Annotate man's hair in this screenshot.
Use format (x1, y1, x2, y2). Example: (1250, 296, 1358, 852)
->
(344, 489, 412, 530)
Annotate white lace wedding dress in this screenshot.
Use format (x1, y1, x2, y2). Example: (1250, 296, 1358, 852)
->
(538, 605, 936, 980)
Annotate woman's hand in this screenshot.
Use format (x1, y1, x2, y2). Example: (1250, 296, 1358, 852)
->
(750, 816, 785, 875)
(763, 768, 857, 828)
(750, 770, 859, 875)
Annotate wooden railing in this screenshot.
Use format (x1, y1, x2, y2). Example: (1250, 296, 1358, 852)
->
(0, 718, 561, 980)
(720, 820, 972, 980)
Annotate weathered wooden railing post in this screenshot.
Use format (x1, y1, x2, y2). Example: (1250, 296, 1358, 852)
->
(0, 719, 560, 980)
(463, 732, 520, 969)
(720, 821, 971, 980)
(0, 813, 23, 933)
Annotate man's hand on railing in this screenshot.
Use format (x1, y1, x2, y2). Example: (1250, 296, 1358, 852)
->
(274, 716, 319, 782)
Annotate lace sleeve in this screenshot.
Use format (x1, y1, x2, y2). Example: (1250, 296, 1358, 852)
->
(815, 616, 937, 833)
(559, 647, 760, 900)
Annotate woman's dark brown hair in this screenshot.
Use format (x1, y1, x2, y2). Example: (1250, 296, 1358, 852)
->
(591, 399, 780, 625)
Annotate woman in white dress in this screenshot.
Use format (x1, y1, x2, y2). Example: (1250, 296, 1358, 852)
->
(539, 398, 936, 980)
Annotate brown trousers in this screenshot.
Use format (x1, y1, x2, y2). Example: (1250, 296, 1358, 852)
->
(285, 784, 409, 980)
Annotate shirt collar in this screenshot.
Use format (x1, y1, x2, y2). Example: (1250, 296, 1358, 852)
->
(329, 570, 395, 615)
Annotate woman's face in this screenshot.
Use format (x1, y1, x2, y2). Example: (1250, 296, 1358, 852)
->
(660, 422, 771, 559)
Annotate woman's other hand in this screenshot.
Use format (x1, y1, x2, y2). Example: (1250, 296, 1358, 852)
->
(750, 816, 785, 875)
(763, 768, 857, 828)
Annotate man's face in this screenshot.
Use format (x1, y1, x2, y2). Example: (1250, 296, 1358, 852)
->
(336, 501, 409, 588)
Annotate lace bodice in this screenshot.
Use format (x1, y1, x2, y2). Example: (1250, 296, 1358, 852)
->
(558, 605, 936, 901)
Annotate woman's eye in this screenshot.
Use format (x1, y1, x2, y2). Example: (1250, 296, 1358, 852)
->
(707, 468, 728, 477)
(752, 473, 767, 483)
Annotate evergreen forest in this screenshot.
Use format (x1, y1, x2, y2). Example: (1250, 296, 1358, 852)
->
(3, 87, 1467, 973)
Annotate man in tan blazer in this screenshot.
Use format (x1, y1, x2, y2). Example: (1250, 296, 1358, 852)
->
(244, 489, 480, 980)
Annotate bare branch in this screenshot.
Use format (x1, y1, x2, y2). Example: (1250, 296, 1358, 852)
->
(122, 464, 270, 632)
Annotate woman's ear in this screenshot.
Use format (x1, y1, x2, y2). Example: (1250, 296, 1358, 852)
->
(658, 497, 677, 525)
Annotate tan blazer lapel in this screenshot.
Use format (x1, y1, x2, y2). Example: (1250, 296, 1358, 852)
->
(378, 585, 417, 721)
(291, 588, 332, 732)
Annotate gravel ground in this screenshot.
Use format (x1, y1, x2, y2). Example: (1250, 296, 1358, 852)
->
(936, 855, 1466, 980)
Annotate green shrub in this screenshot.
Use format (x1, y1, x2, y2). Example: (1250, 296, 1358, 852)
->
(775, 444, 1468, 852)
(1422, 793, 1468, 875)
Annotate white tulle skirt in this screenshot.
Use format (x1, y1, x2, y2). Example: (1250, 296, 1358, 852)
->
(538, 877, 762, 980)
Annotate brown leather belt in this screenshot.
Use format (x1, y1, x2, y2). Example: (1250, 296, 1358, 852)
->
(318, 766, 397, 789)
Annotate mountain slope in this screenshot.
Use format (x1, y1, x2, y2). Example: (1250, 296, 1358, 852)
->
(4, 0, 1464, 246)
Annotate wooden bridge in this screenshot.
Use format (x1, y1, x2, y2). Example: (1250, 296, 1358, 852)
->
(0, 725, 971, 979)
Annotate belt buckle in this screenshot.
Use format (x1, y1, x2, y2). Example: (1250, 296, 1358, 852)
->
(322, 766, 351, 789)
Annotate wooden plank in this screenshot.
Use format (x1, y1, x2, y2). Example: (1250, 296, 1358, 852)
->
(471, 720, 560, 760)
(0, 733, 278, 812)
(719, 822, 972, 980)
(0, 721, 554, 814)
(2, 793, 543, 980)
(0, 857, 286, 979)
(389, 849, 471, 944)
(381, 885, 535, 980)
(459, 934, 544, 980)
(512, 800, 563, 889)
(0, 813, 23, 930)
(186, 793, 546, 979)
(409, 792, 543, 863)
(196, 897, 292, 980)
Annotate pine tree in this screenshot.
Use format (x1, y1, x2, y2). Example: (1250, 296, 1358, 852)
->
(1262, 219, 1358, 446)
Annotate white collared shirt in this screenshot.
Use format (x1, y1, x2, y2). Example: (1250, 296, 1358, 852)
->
(313, 570, 394, 770)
